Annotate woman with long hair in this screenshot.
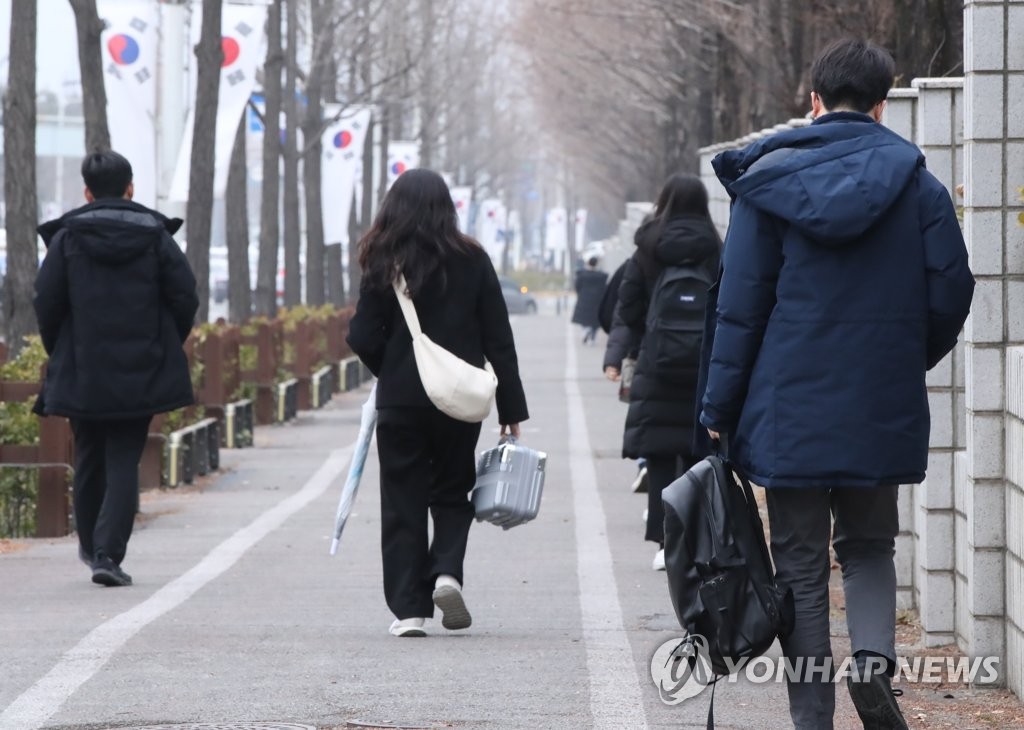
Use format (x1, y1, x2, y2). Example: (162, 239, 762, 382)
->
(346, 169, 529, 637)
(616, 173, 722, 570)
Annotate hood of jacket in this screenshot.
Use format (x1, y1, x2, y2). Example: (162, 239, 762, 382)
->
(38, 198, 183, 264)
(711, 112, 924, 246)
(636, 213, 721, 267)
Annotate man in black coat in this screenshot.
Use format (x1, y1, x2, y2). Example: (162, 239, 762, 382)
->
(34, 151, 198, 587)
(571, 256, 608, 344)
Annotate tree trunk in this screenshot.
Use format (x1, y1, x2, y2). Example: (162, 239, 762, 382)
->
(325, 243, 344, 306)
(3, 0, 39, 356)
(69, 0, 110, 153)
(185, 0, 224, 324)
(418, 0, 436, 168)
(255, 0, 283, 318)
(301, 0, 329, 307)
(226, 114, 252, 324)
(282, 0, 301, 308)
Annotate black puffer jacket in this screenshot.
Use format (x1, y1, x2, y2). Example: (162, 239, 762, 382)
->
(620, 214, 720, 458)
(34, 199, 199, 420)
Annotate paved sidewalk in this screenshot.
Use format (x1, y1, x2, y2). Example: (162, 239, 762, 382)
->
(0, 311, 1020, 729)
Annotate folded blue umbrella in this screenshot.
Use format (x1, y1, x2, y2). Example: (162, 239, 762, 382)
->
(330, 383, 377, 555)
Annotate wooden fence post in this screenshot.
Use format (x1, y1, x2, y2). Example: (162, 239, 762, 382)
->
(35, 417, 72, 538)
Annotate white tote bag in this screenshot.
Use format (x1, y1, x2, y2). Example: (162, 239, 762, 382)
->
(392, 276, 498, 423)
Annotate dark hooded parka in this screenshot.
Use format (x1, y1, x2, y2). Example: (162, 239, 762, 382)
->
(34, 199, 199, 420)
(620, 215, 721, 458)
(700, 112, 974, 488)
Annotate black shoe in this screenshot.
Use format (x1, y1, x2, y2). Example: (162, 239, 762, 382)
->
(91, 558, 132, 587)
(847, 672, 909, 730)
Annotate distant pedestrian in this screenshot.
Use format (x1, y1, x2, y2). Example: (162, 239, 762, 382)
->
(700, 39, 974, 729)
(618, 174, 721, 570)
(346, 169, 529, 638)
(34, 150, 199, 587)
(572, 256, 607, 344)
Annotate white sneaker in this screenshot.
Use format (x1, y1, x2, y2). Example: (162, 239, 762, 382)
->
(432, 574, 472, 630)
(388, 618, 426, 637)
(642, 508, 649, 525)
(652, 549, 666, 571)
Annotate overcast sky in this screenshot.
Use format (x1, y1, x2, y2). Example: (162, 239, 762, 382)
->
(0, 0, 81, 96)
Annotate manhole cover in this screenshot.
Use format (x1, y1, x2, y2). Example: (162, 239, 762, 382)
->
(118, 725, 315, 730)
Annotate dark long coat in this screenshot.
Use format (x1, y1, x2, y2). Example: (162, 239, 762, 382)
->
(572, 268, 608, 329)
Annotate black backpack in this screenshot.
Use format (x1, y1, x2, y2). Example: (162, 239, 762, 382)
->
(662, 443, 794, 678)
(643, 265, 713, 382)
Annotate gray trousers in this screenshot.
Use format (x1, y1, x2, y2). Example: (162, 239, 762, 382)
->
(766, 485, 899, 730)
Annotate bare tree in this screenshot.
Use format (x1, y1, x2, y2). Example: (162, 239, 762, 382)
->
(185, 0, 224, 324)
(301, 0, 332, 307)
(255, 0, 283, 317)
(282, 0, 301, 307)
(3, 0, 39, 355)
(69, 0, 110, 153)
(225, 115, 252, 323)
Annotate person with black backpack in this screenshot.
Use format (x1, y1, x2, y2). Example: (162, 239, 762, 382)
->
(618, 174, 721, 570)
(700, 40, 974, 730)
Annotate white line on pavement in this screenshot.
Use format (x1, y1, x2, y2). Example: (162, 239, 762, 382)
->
(0, 444, 355, 730)
(565, 325, 650, 730)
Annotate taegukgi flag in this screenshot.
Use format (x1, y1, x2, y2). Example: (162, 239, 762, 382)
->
(169, 2, 268, 201)
(386, 141, 420, 189)
(450, 187, 472, 233)
(477, 198, 506, 266)
(321, 105, 372, 244)
(98, 0, 159, 208)
(575, 208, 588, 251)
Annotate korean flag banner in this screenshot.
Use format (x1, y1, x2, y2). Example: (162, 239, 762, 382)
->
(99, 0, 160, 208)
(386, 142, 420, 190)
(321, 105, 372, 244)
(450, 187, 473, 233)
(169, 3, 268, 202)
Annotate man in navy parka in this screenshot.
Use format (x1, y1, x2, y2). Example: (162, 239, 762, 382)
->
(700, 40, 974, 729)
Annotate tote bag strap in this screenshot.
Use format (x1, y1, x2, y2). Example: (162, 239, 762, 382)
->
(392, 275, 423, 338)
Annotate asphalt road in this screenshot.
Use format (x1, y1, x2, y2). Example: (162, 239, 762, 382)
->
(1, 309, 821, 730)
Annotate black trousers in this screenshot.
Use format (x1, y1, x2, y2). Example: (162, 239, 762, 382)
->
(71, 417, 152, 565)
(375, 407, 482, 619)
(645, 454, 697, 544)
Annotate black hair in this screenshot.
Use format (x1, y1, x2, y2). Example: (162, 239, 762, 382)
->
(644, 174, 720, 275)
(586, 256, 599, 268)
(357, 168, 479, 297)
(654, 173, 710, 220)
(810, 38, 895, 113)
(81, 150, 133, 199)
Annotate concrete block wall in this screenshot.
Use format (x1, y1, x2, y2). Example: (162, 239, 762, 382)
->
(913, 78, 967, 647)
(884, 88, 924, 614)
(962, 0, 1024, 694)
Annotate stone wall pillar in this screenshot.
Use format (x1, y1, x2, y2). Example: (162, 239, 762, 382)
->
(915, 78, 966, 646)
(882, 88, 921, 613)
(961, 0, 1023, 688)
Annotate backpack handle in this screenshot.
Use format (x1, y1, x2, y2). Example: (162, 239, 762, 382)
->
(713, 432, 731, 461)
